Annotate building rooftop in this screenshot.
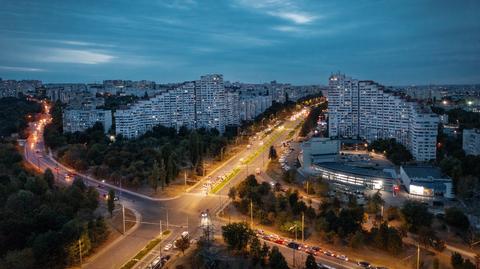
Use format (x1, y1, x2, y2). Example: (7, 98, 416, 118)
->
(402, 166, 446, 179)
(318, 162, 394, 179)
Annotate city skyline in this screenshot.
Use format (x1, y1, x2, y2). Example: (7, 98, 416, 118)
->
(1, 0, 479, 85)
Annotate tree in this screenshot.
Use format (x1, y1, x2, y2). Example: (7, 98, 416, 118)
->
(445, 207, 470, 230)
(228, 187, 237, 201)
(159, 159, 166, 190)
(451, 252, 464, 269)
(43, 168, 55, 189)
(432, 258, 439, 269)
(249, 236, 262, 265)
(348, 230, 365, 249)
(149, 160, 159, 193)
(401, 201, 433, 232)
(107, 189, 115, 217)
(166, 153, 177, 184)
(305, 253, 318, 269)
(175, 235, 190, 255)
(366, 191, 384, 215)
(268, 246, 289, 269)
(268, 146, 278, 160)
(221, 222, 253, 252)
(260, 242, 270, 266)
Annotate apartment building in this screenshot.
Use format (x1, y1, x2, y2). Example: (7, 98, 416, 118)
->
(463, 128, 480, 156)
(63, 107, 112, 133)
(328, 73, 438, 161)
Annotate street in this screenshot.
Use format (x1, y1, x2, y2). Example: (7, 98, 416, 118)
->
(23, 103, 312, 268)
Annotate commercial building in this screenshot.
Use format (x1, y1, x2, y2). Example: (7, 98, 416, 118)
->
(312, 162, 396, 191)
(400, 166, 454, 199)
(328, 73, 438, 161)
(63, 107, 112, 133)
(301, 137, 340, 168)
(463, 128, 480, 156)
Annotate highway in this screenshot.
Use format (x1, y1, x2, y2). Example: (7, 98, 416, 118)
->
(23, 102, 356, 269)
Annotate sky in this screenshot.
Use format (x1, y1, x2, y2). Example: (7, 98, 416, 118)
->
(0, 0, 479, 85)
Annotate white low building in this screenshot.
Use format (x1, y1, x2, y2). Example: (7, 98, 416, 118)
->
(400, 166, 454, 199)
(300, 137, 340, 170)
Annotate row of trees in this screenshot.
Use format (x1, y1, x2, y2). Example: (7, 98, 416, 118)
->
(299, 102, 327, 137)
(0, 96, 41, 138)
(43, 101, 229, 191)
(0, 142, 108, 269)
(433, 106, 480, 199)
(368, 138, 413, 165)
(221, 222, 289, 268)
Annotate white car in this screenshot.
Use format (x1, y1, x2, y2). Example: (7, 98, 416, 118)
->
(163, 243, 173, 251)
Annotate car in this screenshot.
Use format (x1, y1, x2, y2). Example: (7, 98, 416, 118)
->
(358, 261, 371, 268)
(274, 238, 285, 245)
(163, 243, 173, 251)
(161, 254, 171, 261)
(336, 255, 348, 261)
(287, 242, 300, 250)
(323, 251, 335, 257)
(148, 256, 162, 269)
(317, 263, 336, 269)
(113, 196, 119, 201)
(181, 231, 189, 238)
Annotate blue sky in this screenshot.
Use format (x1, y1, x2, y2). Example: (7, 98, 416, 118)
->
(0, 0, 479, 85)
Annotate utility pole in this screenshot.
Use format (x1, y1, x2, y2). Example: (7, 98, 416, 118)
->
(122, 204, 126, 235)
(78, 239, 83, 268)
(250, 200, 253, 228)
(159, 220, 162, 257)
(302, 212, 305, 244)
(306, 181, 309, 195)
(166, 208, 169, 230)
(184, 171, 187, 189)
(417, 243, 420, 269)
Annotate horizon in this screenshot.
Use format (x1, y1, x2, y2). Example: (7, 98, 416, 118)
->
(1, 0, 480, 85)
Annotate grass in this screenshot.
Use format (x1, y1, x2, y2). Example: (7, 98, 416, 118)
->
(119, 230, 171, 269)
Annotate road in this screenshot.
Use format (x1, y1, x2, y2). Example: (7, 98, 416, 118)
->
(25, 103, 345, 268)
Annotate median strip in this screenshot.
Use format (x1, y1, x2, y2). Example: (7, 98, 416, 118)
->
(211, 119, 304, 194)
(120, 230, 171, 269)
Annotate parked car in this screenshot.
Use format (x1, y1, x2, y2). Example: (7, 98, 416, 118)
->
(163, 244, 173, 251)
(358, 261, 371, 268)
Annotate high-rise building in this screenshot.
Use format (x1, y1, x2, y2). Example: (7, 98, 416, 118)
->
(328, 73, 439, 161)
(195, 74, 227, 133)
(463, 128, 480, 156)
(63, 107, 112, 133)
(115, 75, 230, 138)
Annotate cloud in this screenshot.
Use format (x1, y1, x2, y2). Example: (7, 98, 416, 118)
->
(273, 25, 304, 33)
(235, 0, 317, 25)
(160, 0, 197, 9)
(41, 49, 116, 64)
(0, 65, 45, 72)
(58, 40, 115, 48)
(268, 11, 316, 24)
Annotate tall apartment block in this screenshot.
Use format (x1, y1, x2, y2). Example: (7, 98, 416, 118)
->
(63, 107, 112, 134)
(463, 129, 480, 156)
(195, 74, 227, 133)
(115, 75, 228, 138)
(328, 73, 438, 161)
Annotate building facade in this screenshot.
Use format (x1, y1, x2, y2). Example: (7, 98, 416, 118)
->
(328, 73, 438, 161)
(463, 128, 480, 156)
(400, 166, 454, 199)
(63, 108, 112, 133)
